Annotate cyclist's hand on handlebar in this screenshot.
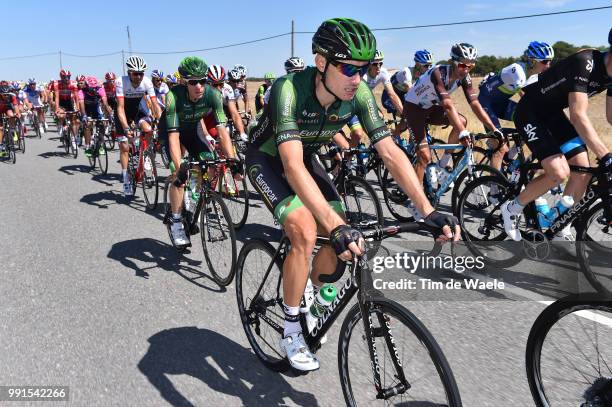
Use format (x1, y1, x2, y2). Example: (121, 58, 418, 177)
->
(330, 224, 365, 261)
(459, 130, 471, 147)
(423, 211, 461, 242)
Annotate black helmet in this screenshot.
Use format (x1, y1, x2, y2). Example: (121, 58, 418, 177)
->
(312, 18, 376, 61)
(609, 26, 612, 46)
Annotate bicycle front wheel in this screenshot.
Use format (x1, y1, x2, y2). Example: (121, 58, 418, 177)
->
(97, 141, 108, 174)
(526, 295, 612, 407)
(235, 239, 289, 372)
(217, 166, 249, 230)
(340, 174, 384, 228)
(141, 149, 159, 211)
(69, 128, 78, 158)
(576, 201, 612, 294)
(200, 192, 236, 286)
(338, 299, 462, 406)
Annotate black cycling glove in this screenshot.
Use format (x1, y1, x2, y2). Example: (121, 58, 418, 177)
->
(423, 211, 458, 237)
(173, 162, 189, 187)
(330, 225, 364, 256)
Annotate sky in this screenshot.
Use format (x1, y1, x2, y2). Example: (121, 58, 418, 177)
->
(2, 0, 610, 81)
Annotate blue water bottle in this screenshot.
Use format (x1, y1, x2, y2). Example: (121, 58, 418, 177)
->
(535, 197, 552, 229)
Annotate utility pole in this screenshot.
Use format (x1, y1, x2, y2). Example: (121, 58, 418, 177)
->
(121, 50, 126, 75)
(59, 50, 63, 70)
(291, 20, 295, 57)
(126, 26, 133, 55)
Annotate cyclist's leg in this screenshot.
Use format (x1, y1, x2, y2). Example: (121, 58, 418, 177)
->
(485, 101, 508, 170)
(512, 107, 573, 205)
(433, 106, 464, 169)
(557, 120, 590, 202)
(115, 114, 131, 185)
(405, 103, 431, 182)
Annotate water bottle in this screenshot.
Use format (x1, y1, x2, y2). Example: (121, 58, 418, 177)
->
(550, 195, 574, 223)
(535, 197, 552, 229)
(507, 145, 519, 161)
(426, 163, 438, 188)
(309, 283, 337, 319)
(134, 136, 140, 151)
(509, 167, 521, 184)
(357, 142, 369, 162)
(189, 168, 200, 201)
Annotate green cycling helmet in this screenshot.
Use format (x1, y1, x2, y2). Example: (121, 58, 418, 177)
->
(178, 56, 208, 80)
(312, 18, 376, 62)
(264, 72, 276, 80)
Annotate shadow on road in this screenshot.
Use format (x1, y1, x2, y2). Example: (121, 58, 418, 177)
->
(80, 190, 125, 209)
(236, 222, 282, 243)
(107, 238, 223, 292)
(38, 151, 68, 158)
(59, 164, 91, 176)
(138, 327, 318, 407)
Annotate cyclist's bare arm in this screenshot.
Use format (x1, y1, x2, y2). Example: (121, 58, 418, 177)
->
(441, 97, 465, 131)
(226, 100, 245, 134)
(569, 92, 609, 158)
(116, 97, 129, 132)
(149, 96, 160, 120)
(78, 99, 86, 117)
(101, 96, 112, 116)
(216, 125, 235, 159)
(168, 131, 182, 173)
(278, 140, 345, 233)
(384, 83, 403, 115)
(469, 99, 497, 131)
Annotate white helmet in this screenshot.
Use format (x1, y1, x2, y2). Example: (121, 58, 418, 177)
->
(233, 64, 247, 77)
(500, 63, 526, 92)
(450, 43, 478, 63)
(284, 57, 305, 73)
(126, 55, 147, 72)
(393, 68, 412, 92)
(228, 69, 242, 81)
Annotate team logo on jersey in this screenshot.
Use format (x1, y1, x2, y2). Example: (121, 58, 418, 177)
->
(586, 59, 593, 73)
(328, 114, 339, 122)
(523, 124, 538, 142)
(302, 110, 318, 118)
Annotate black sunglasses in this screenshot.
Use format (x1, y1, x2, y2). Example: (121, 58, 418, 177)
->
(187, 79, 207, 86)
(130, 71, 145, 77)
(328, 60, 370, 77)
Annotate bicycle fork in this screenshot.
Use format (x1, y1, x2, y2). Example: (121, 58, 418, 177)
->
(359, 300, 410, 399)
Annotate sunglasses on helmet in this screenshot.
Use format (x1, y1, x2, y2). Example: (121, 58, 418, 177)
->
(329, 60, 370, 77)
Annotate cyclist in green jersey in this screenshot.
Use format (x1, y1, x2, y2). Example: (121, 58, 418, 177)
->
(246, 18, 459, 372)
(255, 72, 275, 115)
(165, 56, 239, 248)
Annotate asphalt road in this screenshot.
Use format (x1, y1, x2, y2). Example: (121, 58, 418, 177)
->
(0, 117, 610, 406)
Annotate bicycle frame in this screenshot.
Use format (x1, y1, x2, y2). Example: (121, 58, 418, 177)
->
(426, 143, 469, 205)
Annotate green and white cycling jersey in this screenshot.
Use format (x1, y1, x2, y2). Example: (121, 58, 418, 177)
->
(165, 84, 226, 134)
(249, 66, 391, 157)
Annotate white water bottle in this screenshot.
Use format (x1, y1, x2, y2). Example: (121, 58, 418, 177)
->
(426, 163, 438, 188)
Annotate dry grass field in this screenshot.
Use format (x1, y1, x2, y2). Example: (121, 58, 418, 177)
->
(246, 78, 611, 153)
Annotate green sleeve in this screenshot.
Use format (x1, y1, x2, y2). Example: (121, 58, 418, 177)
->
(165, 88, 179, 132)
(209, 88, 227, 125)
(269, 78, 300, 145)
(257, 85, 265, 97)
(354, 81, 390, 144)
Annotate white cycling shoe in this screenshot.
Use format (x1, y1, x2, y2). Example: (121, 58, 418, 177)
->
(123, 182, 134, 197)
(170, 218, 191, 248)
(501, 201, 522, 241)
(280, 332, 320, 371)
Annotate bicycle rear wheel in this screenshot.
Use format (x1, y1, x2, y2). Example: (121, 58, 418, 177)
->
(235, 239, 289, 372)
(141, 149, 159, 211)
(376, 149, 416, 222)
(68, 127, 78, 158)
(457, 175, 522, 268)
(200, 192, 236, 286)
(97, 137, 108, 175)
(526, 295, 612, 407)
(576, 201, 612, 294)
(338, 299, 462, 406)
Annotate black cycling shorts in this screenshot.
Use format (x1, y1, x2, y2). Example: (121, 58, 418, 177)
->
(514, 99, 587, 161)
(245, 147, 344, 225)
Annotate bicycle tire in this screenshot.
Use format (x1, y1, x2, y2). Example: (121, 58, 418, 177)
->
(17, 129, 25, 154)
(34, 116, 42, 139)
(338, 299, 463, 406)
(339, 174, 384, 228)
(5, 138, 16, 164)
(88, 133, 97, 169)
(576, 201, 612, 295)
(217, 166, 249, 230)
(457, 175, 522, 268)
(376, 148, 416, 222)
(68, 127, 78, 158)
(97, 138, 108, 175)
(235, 239, 289, 372)
(451, 164, 505, 216)
(201, 192, 237, 286)
(141, 148, 159, 211)
(526, 294, 612, 407)
(61, 127, 70, 154)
